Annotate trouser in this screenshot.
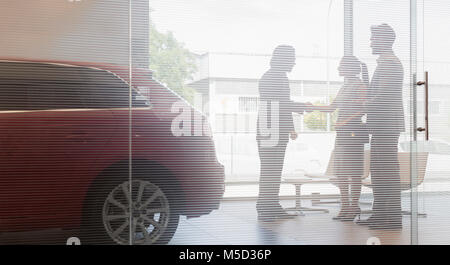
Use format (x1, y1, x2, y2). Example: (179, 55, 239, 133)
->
(256, 139, 288, 210)
(370, 133, 402, 221)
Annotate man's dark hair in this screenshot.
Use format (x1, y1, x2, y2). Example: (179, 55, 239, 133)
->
(371, 23, 396, 48)
(270, 45, 295, 69)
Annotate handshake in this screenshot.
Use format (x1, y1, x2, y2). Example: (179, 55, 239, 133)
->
(298, 102, 332, 113)
(290, 101, 316, 114)
(289, 102, 325, 140)
(303, 102, 314, 113)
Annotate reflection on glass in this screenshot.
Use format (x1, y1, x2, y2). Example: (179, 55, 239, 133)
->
(5, 0, 450, 245)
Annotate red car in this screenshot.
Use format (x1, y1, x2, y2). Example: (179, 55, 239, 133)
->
(0, 59, 225, 245)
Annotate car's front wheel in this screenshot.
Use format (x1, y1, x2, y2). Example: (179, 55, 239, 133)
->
(82, 179, 180, 245)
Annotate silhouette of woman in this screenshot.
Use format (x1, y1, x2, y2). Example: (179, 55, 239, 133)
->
(313, 55, 369, 221)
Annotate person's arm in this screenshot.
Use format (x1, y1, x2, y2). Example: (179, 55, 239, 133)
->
(311, 105, 336, 113)
(309, 85, 346, 112)
(288, 101, 314, 113)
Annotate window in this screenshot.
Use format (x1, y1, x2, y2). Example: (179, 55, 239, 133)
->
(238, 96, 258, 113)
(0, 83, 28, 111)
(216, 113, 237, 133)
(433, 141, 450, 155)
(408, 100, 441, 115)
(82, 69, 150, 109)
(0, 80, 86, 111)
(27, 82, 85, 110)
(215, 113, 256, 133)
(0, 70, 149, 111)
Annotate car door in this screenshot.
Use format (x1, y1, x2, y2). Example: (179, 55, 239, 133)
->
(19, 71, 118, 228)
(0, 82, 33, 227)
(0, 64, 120, 231)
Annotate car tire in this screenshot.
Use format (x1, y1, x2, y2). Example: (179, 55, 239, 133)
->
(81, 168, 180, 245)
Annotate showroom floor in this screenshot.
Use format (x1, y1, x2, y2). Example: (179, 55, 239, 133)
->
(171, 199, 411, 245)
(1, 192, 450, 245)
(171, 193, 450, 245)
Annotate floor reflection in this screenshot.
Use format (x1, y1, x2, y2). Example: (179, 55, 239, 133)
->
(1, 194, 450, 245)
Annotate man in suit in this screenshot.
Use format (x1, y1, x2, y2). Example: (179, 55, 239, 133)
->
(357, 24, 405, 229)
(256, 45, 312, 221)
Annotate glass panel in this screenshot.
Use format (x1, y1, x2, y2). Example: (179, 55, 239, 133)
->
(416, 0, 450, 244)
(148, 0, 416, 245)
(0, 0, 427, 245)
(0, 1, 132, 244)
(354, 0, 415, 244)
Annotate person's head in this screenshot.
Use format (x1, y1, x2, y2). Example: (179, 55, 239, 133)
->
(370, 23, 396, 55)
(270, 45, 296, 72)
(338, 55, 363, 77)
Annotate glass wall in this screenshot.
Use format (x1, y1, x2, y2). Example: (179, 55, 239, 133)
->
(416, 0, 450, 244)
(1, 0, 449, 245)
(0, 0, 226, 245)
(150, 0, 420, 245)
(0, 0, 131, 244)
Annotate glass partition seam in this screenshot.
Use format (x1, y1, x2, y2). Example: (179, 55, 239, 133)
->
(128, 0, 133, 245)
(410, 0, 419, 245)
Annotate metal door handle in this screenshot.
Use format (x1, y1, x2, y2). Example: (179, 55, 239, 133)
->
(416, 71, 429, 140)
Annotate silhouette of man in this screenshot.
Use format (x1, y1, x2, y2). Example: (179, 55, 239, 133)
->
(256, 45, 312, 221)
(357, 24, 405, 229)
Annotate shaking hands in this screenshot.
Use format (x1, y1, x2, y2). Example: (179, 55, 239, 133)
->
(303, 102, 314, 113)
(290, 131, 298, 140)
